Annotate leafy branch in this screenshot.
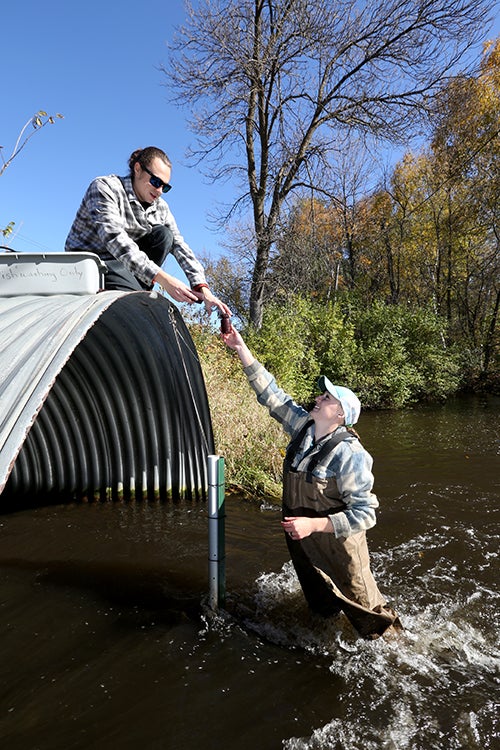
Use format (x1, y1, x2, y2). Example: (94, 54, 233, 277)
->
(0, 110, 64, 177)
(1, 221, 15, 239)
(1, 110, 63, 241)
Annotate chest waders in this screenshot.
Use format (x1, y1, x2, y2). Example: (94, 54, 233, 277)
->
(283, 421, 401, 639)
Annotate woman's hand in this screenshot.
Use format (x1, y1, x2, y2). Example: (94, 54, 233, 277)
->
(221, 325, 255, 367)
(281, 516, 334, 540)
(221, 325, 244, 350)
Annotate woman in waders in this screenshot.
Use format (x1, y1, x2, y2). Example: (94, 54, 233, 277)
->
(222, 326, 402, 639)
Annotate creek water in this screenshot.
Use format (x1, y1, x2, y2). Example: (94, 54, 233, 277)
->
(0, 395, 498, 750)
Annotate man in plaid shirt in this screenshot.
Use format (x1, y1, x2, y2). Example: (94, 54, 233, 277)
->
(65, 146, 230, 316)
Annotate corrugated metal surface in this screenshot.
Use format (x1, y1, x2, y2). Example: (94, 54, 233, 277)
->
(0, 291, 214, 504)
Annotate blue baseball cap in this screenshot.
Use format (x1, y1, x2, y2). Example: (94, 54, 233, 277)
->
(317, 375, 361, 426)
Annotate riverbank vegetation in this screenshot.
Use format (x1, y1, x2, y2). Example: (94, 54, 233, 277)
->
(190, 324, 285, 497)
(201, 39, 499, 393)
(183, 31, 499, 495)
(188, 289, 487, 496)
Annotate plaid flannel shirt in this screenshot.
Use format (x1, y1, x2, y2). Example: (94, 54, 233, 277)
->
(244, 359, 379, 537)
(65, 174, 207, 287)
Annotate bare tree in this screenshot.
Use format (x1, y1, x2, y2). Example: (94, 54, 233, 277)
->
(164, 0, 494, 327)
(270, 140, 377, 302)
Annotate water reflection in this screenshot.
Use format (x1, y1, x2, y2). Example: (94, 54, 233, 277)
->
(0, 396, 498, 749)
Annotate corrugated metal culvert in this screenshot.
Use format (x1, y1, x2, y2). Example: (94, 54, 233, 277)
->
(0, 290, 214, 505)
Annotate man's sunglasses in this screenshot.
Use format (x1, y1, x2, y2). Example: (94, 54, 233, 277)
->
(142, 165, 172, 194)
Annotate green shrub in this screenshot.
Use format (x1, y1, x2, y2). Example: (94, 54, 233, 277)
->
(245, 296, 320, 403)
(188, 295, 463, 496)
(307, 301, 358, 388)
(351, 300, 461, 406)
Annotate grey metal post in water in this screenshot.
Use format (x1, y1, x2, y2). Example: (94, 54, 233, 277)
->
(208, 455, 226, 610)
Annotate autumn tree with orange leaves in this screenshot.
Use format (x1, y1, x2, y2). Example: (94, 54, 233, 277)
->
(165, 0, 494, 328)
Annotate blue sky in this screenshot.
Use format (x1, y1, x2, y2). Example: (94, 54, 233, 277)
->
(1, 0, 227, 276)
(1, 0, 499, 280)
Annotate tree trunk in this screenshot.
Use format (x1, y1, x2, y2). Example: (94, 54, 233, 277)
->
(249, 235, 272, 328)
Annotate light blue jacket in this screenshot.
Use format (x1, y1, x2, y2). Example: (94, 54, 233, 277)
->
(244, 360, 379, 537)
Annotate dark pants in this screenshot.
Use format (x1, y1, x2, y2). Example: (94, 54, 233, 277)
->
(104, 226, 174, 291)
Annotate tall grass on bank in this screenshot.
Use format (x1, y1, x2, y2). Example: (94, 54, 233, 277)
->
(189, 325, 285, 498)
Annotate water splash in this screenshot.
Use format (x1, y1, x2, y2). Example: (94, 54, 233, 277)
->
(230, 543, 500, 750)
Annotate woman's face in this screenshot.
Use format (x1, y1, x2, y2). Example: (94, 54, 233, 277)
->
(133, 157, 171, 204)
(310, 392, 344, 425)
